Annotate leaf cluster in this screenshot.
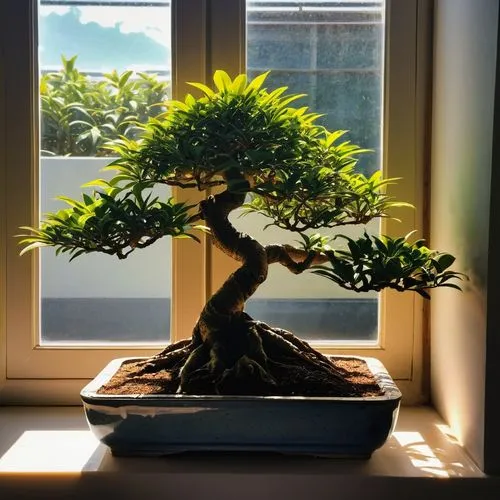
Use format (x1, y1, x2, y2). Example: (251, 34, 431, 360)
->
(107, 70, 409, 231)
(105, 71, 318, 191)
(19, 184, 204, 260)
(243, 167, 412, 231)
(40, 55, 168, 156)
(311, 232, 466, 298)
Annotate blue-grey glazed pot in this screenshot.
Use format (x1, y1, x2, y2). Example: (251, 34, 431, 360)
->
(80, 355, 401, 458)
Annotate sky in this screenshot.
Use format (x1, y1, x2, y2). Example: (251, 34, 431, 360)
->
(40, 5, 171, 48)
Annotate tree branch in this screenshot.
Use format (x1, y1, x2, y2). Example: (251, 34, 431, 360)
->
(266, 244, 329, 274)
(161, 179, 226, 190)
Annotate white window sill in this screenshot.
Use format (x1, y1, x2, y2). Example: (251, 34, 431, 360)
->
(0, 405, 498, 499)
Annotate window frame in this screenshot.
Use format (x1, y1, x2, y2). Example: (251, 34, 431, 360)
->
(1, 0, 207, 381)
(0, 0, 432, 404)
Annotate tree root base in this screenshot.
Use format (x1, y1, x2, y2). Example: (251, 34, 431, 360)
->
(98, 319, 383, 398)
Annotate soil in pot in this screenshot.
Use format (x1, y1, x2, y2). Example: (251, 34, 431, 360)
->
(97, 350, 384, 398)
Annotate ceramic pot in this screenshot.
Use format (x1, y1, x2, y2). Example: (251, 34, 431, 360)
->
(80, 355, 401, 458)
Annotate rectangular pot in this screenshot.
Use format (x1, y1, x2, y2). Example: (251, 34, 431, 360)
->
(80, 355, 401, 458)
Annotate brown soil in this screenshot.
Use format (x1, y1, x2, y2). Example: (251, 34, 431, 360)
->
(98, 356, 383, 398)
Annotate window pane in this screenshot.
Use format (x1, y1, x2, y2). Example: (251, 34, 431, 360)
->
(38, 1, 172, 344)
(243, 0, 385, 342)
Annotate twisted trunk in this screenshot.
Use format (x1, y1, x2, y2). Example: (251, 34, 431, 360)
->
(131, 171, 367, 396)
(177, 171, 276, 393)
(196, 185, 267, 334)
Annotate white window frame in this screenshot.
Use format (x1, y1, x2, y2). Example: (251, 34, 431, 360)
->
(0, 0, 431, 404)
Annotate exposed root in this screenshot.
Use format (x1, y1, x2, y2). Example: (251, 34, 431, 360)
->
(256, 324, 359, 394)
(135, 348, 191, 375)
(260, 322, 350, 375)
(150, 338, 193, 359)
(98, 314, 380, 398)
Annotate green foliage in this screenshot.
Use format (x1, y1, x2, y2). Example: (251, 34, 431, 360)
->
(40, 55, 169, 156)
(311, 232, 465, 298)
(105, 71, 315, 190)
(20, 184, 204, 260)
(295, 233, 333, 253)
(107, 70, 408, 231)
(21, 69, 465, 297)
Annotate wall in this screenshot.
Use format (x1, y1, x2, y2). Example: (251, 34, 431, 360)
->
(484, 0, 500, 474)
(39, 158, 378, 343)
(40, 158, 172, 298)
(0, 1, 7, 393)
(430, 0, 499, 472)
(40, 157, 377, 300)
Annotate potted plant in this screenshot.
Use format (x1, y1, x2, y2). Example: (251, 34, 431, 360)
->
(20, 70, 464, 458)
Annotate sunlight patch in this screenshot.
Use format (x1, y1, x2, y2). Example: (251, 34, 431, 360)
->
(0, 430, 100, 473)
(393, 431, 449, 478)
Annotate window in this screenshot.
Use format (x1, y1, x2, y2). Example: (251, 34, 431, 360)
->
(2, 0, 206, 384)
(38, 1, 174, 344)
(0, 0, 429, 403)
(240, 1, 384, 342)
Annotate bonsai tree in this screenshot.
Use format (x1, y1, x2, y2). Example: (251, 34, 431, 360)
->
(41, 55, 169, 156)
(21, 71, 464, 397)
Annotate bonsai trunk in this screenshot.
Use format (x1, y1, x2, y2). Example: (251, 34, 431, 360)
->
(128, 172, 370, 397)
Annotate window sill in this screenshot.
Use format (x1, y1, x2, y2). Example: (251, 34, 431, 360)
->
(0, 406, 498, 499)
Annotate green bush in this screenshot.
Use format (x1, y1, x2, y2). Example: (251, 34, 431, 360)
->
(40, 55, 169, 157)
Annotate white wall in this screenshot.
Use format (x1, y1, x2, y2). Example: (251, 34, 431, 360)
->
(41, 158, 172, 298)
(430, 0, 499, 471)
(41, 157, 377, 300)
